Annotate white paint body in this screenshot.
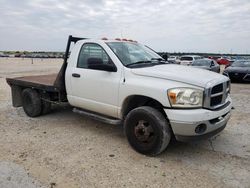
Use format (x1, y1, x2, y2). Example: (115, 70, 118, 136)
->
(65, 39, 232, 138)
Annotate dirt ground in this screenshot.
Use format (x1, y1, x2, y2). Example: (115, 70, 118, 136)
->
(0, 58, 249, 188)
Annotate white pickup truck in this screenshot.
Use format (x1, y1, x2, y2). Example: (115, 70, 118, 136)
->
(6, 36, 232, 156)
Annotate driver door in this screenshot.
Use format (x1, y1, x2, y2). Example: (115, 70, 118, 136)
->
(70, 43, 121, 118)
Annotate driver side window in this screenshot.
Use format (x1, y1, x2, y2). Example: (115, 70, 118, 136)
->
(77, 43, 112, 69)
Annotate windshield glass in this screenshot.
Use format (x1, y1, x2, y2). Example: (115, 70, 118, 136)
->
(232, 61, 250, 67)
(106, 42, 164, 66)
(192, 60, 211, 66)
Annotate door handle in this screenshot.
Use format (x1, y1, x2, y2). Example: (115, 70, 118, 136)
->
(72, 73, 81, 78)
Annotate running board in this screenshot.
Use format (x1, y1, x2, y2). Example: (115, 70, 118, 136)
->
(73, 108, 122, 125)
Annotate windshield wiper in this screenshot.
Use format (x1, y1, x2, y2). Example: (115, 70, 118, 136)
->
(126, 58, 167, 68)
(151, 58, 165, 61)
(126, 61, 152, 67)
(151, 58, 167, 65)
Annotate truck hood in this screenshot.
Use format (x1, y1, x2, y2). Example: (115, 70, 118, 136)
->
(131, 64, 227, 87)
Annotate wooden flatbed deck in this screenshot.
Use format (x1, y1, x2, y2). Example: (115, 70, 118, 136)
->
(6, 74, 60, 92)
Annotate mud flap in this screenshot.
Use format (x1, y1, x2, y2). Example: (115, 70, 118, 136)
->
(10, 85, 22, 107)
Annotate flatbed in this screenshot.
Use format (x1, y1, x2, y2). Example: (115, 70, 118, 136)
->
(6, 36, 85, 108)
(6, 74, 58, 92)
(6, 73, 67, 108)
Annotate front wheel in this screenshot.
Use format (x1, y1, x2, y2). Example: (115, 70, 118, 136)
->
(124, 106, 171, 156)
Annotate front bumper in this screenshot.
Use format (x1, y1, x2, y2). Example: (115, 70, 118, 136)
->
(164, 97, 232, 141)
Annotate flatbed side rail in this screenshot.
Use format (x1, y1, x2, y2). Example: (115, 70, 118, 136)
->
(54, 35, 87, 91)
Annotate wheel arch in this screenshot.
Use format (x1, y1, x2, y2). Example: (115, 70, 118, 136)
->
(120, 95, 167, 120)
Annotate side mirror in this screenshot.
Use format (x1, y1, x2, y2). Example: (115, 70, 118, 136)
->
(87, 58, 117, 72)
(88, 64, 117, 72)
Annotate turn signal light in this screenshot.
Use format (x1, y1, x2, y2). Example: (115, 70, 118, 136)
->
(168, 92, 176, 104)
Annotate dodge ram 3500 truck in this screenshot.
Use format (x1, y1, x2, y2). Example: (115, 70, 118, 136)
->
(6, 36, 232, 156)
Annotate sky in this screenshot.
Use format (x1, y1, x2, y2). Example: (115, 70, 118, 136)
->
(0, 0, 250, 54)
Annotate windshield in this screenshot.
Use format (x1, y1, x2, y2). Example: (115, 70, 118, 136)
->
(106, 42, 164, 67)
(192, 60, 211, 66)
(232, 61, 250, 67)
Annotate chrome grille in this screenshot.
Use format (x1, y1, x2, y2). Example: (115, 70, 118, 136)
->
(210, 95, 223, 106)
(204, 80, 230, 109)
(211, 83, 223, 94)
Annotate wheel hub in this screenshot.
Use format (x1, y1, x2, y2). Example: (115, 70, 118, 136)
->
(134, 120, 154, 142)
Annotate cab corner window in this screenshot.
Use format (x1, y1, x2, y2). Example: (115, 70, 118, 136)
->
(77, 43, 113, 70)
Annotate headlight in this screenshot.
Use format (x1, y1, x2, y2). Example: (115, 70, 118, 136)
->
(167, 88, 203, 108)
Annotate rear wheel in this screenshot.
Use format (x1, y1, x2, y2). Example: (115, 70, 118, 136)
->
(124, 106, 171, 156)
(22, 88, 42, 117)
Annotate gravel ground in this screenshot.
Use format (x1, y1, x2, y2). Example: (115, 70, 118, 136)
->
(0, 58, 249, 188)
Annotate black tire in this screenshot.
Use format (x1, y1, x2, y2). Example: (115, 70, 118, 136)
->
(22, 88, 42, 117)
(41, 93, 51, 115)
(124, 106, 171, 156)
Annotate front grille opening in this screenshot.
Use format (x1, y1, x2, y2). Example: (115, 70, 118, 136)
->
(209, 112, 229, 124)
(222, 112, 229, 118)
(211, 83, 223, 94)
(210, 95, 222, 106)
(209, 117, 220, 124)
